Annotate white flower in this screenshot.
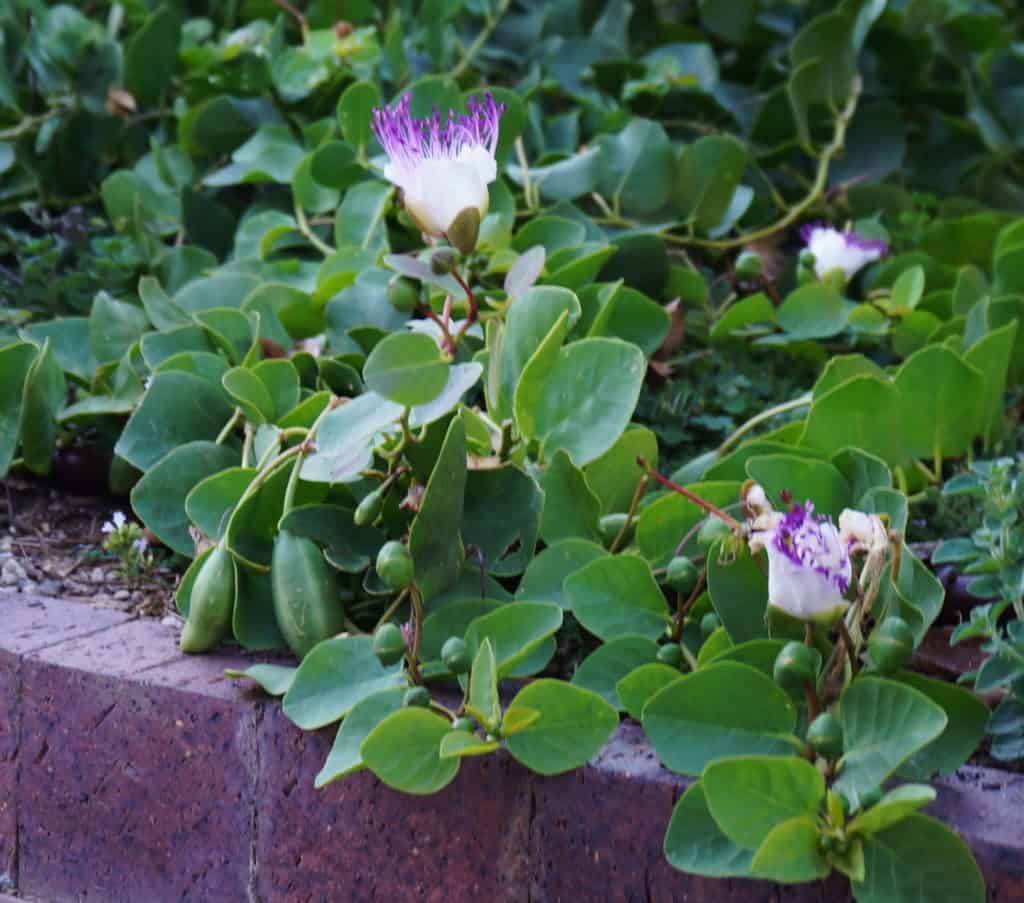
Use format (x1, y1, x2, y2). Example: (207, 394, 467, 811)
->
(800, 223, 887, 282)
(762, 502, 852, 623)
(132, 537, 149, 554)
(372, 93, 504, 238)
(102, 510, 127, 534)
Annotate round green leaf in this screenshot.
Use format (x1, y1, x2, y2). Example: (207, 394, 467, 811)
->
(565, 554, 671, 642)
(360, 708, 460, 795)
(363, 332, 450, 407)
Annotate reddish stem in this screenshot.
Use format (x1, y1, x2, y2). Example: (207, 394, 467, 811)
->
(637, 458, 743, 529)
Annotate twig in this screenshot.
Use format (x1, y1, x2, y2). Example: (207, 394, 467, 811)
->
(449, 0, 512, 79)
(637, 457, 743, 530)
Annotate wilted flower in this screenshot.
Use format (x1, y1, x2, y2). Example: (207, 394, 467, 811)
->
(758, 502, 852, 623)
(372, 92, 505, 244)
(800, 223, 887, 282)
(102, 510, 128, 534)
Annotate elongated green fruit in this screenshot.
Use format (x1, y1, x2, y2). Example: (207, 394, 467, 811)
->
(180, 543, 236, 653)
(271, 530, 345, 659)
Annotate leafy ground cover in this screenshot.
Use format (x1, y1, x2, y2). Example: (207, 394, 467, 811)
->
(2, 0, 1024, 899)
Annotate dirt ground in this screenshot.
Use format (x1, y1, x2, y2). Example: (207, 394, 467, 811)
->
(0, 474, 179, 617)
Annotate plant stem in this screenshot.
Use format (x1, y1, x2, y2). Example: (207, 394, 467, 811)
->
(449, 0, 511, 79)
(272, 0, 309, 43)
(294, 201, 334, 256)
(716, 394, 813, 456)
(374, 587, 410, 632)
(609, 473, 649, 553)
(407, 584, 425, 684)
(216, 408, 244, 444)
(514, 137, 536, 211)
(638, 457, 743, 529)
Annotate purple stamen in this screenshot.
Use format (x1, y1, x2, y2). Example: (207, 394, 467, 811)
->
(772, 502, 851, 594)
(800, 221, 888, 256)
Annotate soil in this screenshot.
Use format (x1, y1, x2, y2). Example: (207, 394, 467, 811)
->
(0, 473, 178, 617)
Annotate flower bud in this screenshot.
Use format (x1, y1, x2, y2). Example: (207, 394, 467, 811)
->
(697, 517, 733, 550)
(700, 612, 721, 641)
(665, 556, 700, 595)
(867, 616, 914, 674)
(735, 250, 763, 280)
(656, 643, 684, 668)
(773, 641, 820, 691)
(403, 686, 431, 708)
(441, 636, 471, 674)
(376, 540, 414, 590)
(430, 249, 458, 275)
(806, 712, 844, 760)
(354, 488, 384, 526)
(451, 716, 477, 733)
(447, 206, 481, 256)
(388, 275, 420, 312)
(598, 513, 632, 548)
(372, 622, 406, 665)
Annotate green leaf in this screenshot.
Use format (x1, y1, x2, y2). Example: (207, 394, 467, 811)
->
(539, 449, 602, 543)
(18, 339, 65, 475)
(464, 602, 563, 678)
(335, 180, 392, 252)
(584, 426, 658, 516)
(300, 392, 402, 483)
(597, 118, 676, 217)
(461, 465, 543, 577)
(467, 638, 500, 729)
(115, 372, 234, 472)
(439, 730, 500, 759)
(616, 663, 682, 721)
(515, 538, 607, 609)
(675, 135, 747, 232)
(233, 564, 285, 651)
(636, 481, 742, 567)
(360, 708, 460, 794)
(963, 320, 1017, 448)
(315, 688, 405, 787)
(893, 345, 983, 461)
(663, 781, 755, 878)
(854, 815, 985, 903)
(222, 367, 275, 424)
(571, 636, 659, 710)
(750, 816, 830, 883)
(225, 663, 296, 696)
(186, 467, 255, 542)
(522, 338, 646, 467)
(776, 284, 847, 340)
(131, 441, 238, 557)
(894, 671, 990, 779)
(278, 504, 383, 574)
(124, 6, 181, 106)
(504, 679, 619, 775)
(363, 332, 450, 407)
(495, 285, 581, 421)
(642, 663, 798, 776)
(848, 784, 936, 837)
(501, 706, 541, 735)
(565, 554, 671, 642)
(337, 80, 380, 151)
(711, 294, 775, 343)
(706, 544, 770, 644)
(22, 317, 98, 384)
(409, 413, 467, 600)
(89, 292, 150, 364)
(834, 677, 947, 810)
(282, 635, 406, 730)
(585, 285, 670, 357)
(746, 454, 852, 517)
(703, 755, 825, 850)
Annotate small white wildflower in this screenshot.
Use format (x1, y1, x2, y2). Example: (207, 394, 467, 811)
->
(800, 223, 887, 282)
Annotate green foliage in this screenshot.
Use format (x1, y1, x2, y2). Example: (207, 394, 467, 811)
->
(1, 1, 1014, 897)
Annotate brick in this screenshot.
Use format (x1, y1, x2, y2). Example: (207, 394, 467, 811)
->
(0, 652, 19, 892)
(255, 706, 533, 902)
(16, 618, 258, 903)
(0, 593, 130, 655)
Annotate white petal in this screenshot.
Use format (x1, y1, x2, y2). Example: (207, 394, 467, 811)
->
(766, 543, 847, 620)
(403, 158, 490, 237)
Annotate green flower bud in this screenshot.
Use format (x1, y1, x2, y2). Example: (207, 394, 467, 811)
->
(441, 636, 471, 674)
(387, 275, 420, 312)
(656, 643, 684, 668)
(735, 250, 763, 280)
(867, 616, 914, 674)
(700, 612, 721, 641)
(354, 488, 384, 526)
(451, 716, 477, 733)
(598, 513, 632, 548)
(376, 540, 414, 590)
(806, 711, 844, 760)
(403, 686, 431, 708)
(431, 248, 458, 275)
(697, 517, 733, 550)
(665, 556, 700, 595)
(447, 207, 481, 256)
(372, 622, 406, 665)
(773, 641, 820, 691)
